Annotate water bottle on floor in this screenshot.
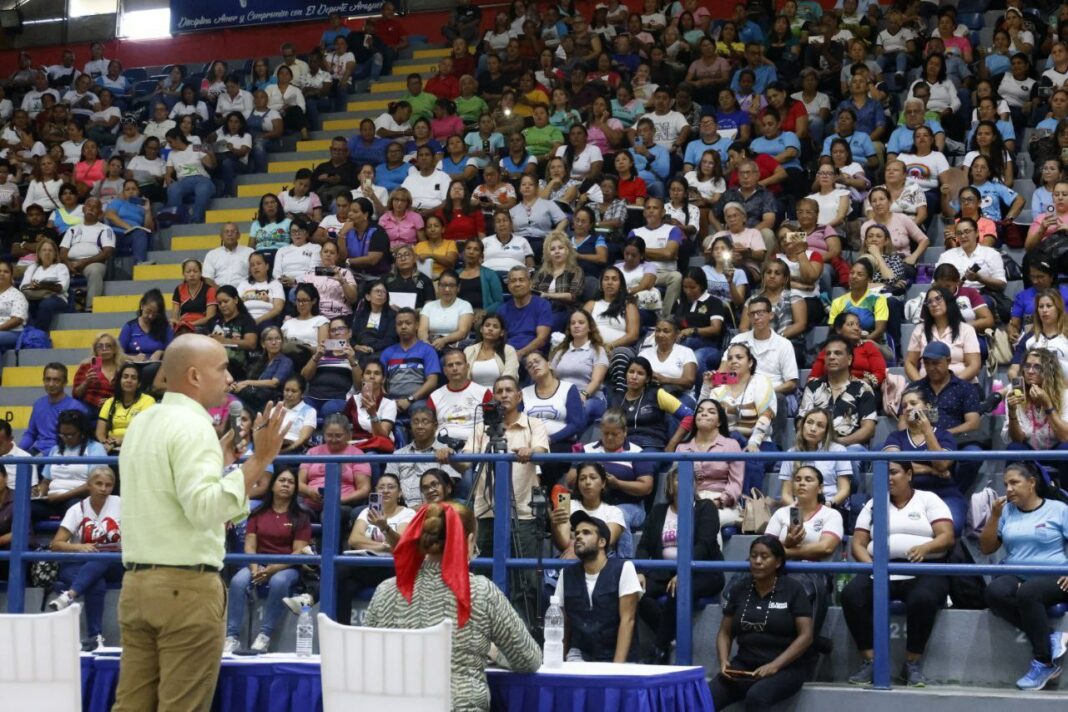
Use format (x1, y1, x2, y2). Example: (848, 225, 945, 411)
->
(543, 596, 564, 669)
(296, 605, 314, 657)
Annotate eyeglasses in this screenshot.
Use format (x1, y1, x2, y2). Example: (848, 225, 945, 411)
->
(1022, 363, 1043, 372)
(925, 295, 944, 306)
(748, 309, 769, 317)
(295, 298, 312, 304)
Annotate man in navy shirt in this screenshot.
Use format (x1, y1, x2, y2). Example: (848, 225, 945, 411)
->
(19, 363, 90, 454)
(499, 266, 552, 360)
(380, 308, 441, 414)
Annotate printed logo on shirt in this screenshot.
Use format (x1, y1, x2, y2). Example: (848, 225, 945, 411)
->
(769, 602, 789, 609)
(812, 520, 824, 532)
(908, 512, 922, 521)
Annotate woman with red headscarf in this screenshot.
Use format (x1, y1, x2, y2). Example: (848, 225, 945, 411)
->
(365, 502, 541, 710)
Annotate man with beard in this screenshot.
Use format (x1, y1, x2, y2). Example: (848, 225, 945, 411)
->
(554, 511, 641, 662)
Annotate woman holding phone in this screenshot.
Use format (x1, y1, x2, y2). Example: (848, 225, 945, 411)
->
(712, 535, 814, 710)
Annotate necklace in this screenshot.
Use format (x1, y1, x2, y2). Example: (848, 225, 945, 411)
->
(739, 576, 778, 632)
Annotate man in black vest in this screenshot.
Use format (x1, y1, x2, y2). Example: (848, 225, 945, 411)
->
(555, 511, 641, 662)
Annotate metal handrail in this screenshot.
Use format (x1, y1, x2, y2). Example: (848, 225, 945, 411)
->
(4, 449, 1068, 690)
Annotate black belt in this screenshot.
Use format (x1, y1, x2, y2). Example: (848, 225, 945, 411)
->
(125, 563, 222, 573)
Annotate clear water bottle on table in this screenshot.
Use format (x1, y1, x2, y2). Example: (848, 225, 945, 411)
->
(543, 595, 564, 669)
(296, 605, 314, 657)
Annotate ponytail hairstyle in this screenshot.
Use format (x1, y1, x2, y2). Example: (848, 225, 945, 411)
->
(418, 501, 476, 555)
(1005, 461, 1068, 504)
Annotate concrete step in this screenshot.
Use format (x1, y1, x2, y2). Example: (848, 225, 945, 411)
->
(167, 233, 248, 251)
(145, 248, 208, 265)
(268, 155, 328, 174)
(766, 684, 1068, 712)
(134, 263, 184, 280)
(53, 312, 130, 330)
(103, 279, 177, 296)
(46, 327, 121, 348)
(3, 348, 95, 367)
(0, 386, 57, 406)
(204, 206, 262, 224)
(3, 365, 80, 387)
(0, 405, 32, 428)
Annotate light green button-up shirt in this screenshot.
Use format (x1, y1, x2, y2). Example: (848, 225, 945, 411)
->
(118, 392, 248, 569)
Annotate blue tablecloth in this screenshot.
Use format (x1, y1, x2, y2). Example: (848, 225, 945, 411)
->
(81, 655, 323, 712)
(487, 662, 714, 712)
(80, 656, 711, 712)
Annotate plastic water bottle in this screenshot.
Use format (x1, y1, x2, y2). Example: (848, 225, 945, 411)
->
(543, 596, 564, 669)
(296, 605, 314, 657)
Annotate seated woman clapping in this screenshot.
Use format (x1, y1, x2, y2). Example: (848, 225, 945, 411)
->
(223, 469, 312, 654)
(979, 462, 1068, 691)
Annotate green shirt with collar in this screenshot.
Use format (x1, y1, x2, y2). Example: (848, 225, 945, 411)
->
(118, 391, 248, 570)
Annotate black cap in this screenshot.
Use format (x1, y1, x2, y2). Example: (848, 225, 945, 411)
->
(570, 510, 611, 546)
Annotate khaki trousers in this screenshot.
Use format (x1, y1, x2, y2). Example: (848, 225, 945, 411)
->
(112, 568, 226, 712)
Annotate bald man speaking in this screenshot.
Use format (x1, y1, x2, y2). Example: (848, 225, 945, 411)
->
(113, 334, 286, 712)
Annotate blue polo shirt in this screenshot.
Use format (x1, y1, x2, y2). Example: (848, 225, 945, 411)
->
(349, 136, 391, 167)
(730, 64, 777, 95)
(750, 131, 802, 171)
(911, 375, 980, 432)
(498, 294, 553, 352)
(380, 340, 442, 400)
(684, 135, 732, 165)
(998, 500, 1068, 568)
(886, 119, 945, 155)
(882, 427, 958, 494)
(376, 161, 413, 192)
(821, 131, 876, 160)
(835, 97, 884, 138)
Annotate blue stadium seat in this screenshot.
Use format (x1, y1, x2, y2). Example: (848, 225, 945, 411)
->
(1049, 603, 1068, 618)
(890, 600, 907, 615)
(123, 67, 148, 83)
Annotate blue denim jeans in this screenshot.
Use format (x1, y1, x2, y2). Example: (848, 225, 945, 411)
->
(226, 566, 301, 638)
(166, 175, 215, 224)
(57, 560, 124, 638)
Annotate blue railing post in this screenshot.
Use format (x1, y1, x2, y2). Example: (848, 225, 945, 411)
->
(319, 462, 341, 621)
(6, 463, 32, 613)
(492, 459, 511, 594)
(871, 460, 891, 689)
(675, 460, 695, 665)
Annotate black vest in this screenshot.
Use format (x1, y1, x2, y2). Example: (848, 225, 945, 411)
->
(563, 557, 635, 662)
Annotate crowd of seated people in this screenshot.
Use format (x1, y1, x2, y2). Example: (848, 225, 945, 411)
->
(9, 0, 1068, 702)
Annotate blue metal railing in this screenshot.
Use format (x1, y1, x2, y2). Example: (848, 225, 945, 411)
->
(3, 449, 1068, 691)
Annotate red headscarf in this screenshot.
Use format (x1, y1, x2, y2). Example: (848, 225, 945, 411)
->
(394, 503, 472, 628)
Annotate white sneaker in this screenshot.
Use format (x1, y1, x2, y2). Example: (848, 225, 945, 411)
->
(48, 591, 74, 611)
(223, 636, 239, 655)
(250, 633, 271, 653)
(283, 593, 313, 615)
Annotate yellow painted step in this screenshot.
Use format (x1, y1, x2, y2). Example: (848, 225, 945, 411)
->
(413, 48, 449, 59)
(323, 118, 364, 131)
(93, 294, 174, 313)
(0, 406, 32, 429)
(205, 207, 259, 224)
(296, 139, 333, 152)
(51, 328, 120, 349)
(390, 62, 437, 74)
(237, 181, 289, 197)
(268, 158, 323, 174)
(134, 263, 183, 280)
(345, 99, 391, 112)
(3, 365, 81, 387)
(371, 80, 409, 93)
(171, 234, 249, 251)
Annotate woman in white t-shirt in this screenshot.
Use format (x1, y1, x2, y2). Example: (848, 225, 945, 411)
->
(895, 125, 949, 191)
(418, 269, 474, 350)
(778, 408, 852, 508)
(841, 460, 954, 686)
(163, 128, 216, 224)
(551, 462, 631, 556)
(554, 124, 604, 181)
(345, 473, 415, 587)
(272, 218, 322, 289)
(37, 409, 108, 518)
(280, 374, 318, 452)
(482, 210, 534, 273)
(47, 466, 123, 646)
(765, 465, 844, 631)
(237, 251, 286, 326)
(638, 316, 697, 396)
(215, 111, 253, 198)
(806, 165, 851, 229)
(281, 283, 329, 353)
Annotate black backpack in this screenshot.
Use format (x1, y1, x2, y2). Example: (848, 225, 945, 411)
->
(947, 540, 987, 610)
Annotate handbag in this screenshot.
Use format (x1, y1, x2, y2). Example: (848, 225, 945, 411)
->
(20, 287, 55, 301)
(740, 488, 772, 534)
(985, 327, 1013, 374)
(1000, 248, 1023, 282)
(30, 546, 59, 589)
(634, 288, 663, 312)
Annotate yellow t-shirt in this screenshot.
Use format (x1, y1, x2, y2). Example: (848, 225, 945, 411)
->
(414, 239, 458, 278)
(97, 392, 157, 440)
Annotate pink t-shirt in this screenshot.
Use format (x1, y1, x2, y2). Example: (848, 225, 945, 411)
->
(378, 210, 425, 249)
(302, 444, 371, 511)
(431, 115, 464, 143)
(861, 213, 927, 256)
(1028, 211, 1068, 242)
(907, 321, 981, 382)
